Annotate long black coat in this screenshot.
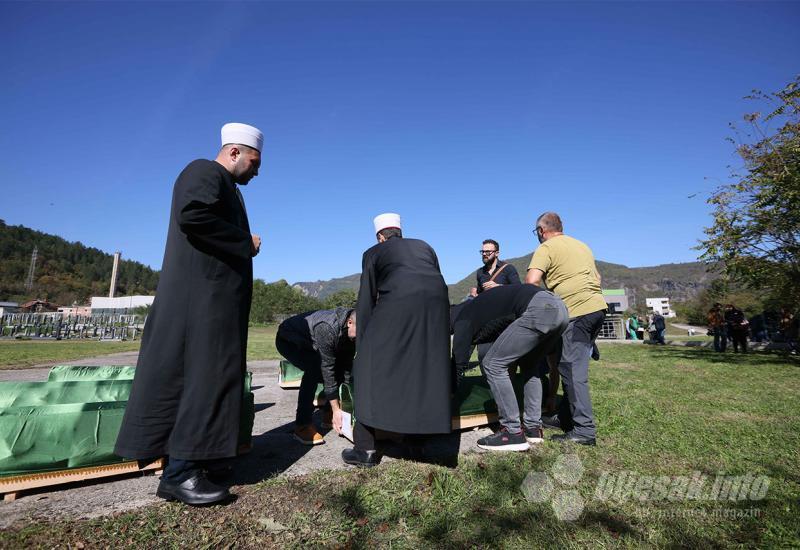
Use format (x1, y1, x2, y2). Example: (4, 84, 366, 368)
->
(115, 159, 253, 461)
(354, 237, 451, 434)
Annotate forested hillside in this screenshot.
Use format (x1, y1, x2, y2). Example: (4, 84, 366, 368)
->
(0, 220, 160, 305)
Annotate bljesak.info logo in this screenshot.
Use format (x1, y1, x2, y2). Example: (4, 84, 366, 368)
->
(521, 454, 770, 521)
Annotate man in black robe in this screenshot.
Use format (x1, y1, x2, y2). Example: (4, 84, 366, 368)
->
(115, 123, 263, 505)
(342, 213, 452, 467)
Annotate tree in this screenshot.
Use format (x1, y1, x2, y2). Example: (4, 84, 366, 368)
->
(699, 76, 800, 311)
(249, 279, 323, 324)
(322, 289, 357, 309)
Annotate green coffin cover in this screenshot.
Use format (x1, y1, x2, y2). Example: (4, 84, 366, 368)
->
(0, 369, 255, 477)
(339, 372, 525, 422)
(0, 401, 128, 476)
(279, 360, 304, 385)
(279, 360, 325, 396)
(48, 365, 137, 381)
(0, 380, 132, 408)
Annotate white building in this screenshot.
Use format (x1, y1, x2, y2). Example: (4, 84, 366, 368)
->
(91, 295, 155, 314)
(646, 297, 675, 318)
(0, 301, 20, 317)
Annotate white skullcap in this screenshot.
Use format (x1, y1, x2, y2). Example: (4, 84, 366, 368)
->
(221, 122, 263, 152)
(373, 213, 402, 234)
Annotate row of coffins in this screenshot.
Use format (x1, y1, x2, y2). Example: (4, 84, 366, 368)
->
(0, 366, 254, 481)
(278, 360, 513, 436)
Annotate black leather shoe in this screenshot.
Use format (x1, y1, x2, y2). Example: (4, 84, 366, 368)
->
(342, 448, 381, 468)
(551, 432, 596, 446)
(541, 414, 561, 430)
(156, 472, 230, 505)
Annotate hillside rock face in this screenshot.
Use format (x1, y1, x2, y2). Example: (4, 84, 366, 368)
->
(292, 273, 362, 300)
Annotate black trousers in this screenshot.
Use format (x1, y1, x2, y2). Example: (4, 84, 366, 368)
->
(353, 421, 426, 452)
(275, 329, 324, 426)
(354, 421, 376, 451)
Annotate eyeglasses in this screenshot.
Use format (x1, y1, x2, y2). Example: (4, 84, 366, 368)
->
(480, 250, 497, 255)
(532, 227, 543, 234)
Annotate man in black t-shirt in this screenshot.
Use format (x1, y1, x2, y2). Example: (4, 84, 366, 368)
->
(469, 239, 521, 297)
(452, 284, 569, 452)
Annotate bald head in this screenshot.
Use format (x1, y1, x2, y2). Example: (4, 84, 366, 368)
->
(536, 212, 563, 233)
(534, 211, 564, 243)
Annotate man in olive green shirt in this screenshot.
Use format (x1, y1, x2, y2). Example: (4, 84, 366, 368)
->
(525, 212, 606, 445)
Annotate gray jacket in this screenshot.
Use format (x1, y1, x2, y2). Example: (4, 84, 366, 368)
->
(305, 307, 355, 401)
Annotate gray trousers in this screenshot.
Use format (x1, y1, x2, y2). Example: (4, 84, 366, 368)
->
(558, 309, 606, 438)
(481, 292, 569, 433)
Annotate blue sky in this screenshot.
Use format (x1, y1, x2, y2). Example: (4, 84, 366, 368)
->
(1, 1, 798, 285)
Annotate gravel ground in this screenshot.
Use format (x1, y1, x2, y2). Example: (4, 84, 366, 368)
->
(0, 353, 491, 528)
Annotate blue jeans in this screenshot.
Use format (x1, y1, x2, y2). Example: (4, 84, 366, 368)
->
(481, 292, 569, 433)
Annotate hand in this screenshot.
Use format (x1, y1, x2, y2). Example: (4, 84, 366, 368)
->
(482, 280, 499, 290)
(333, 409, 343, 435)
(251, 234, 262, 256)
(469, 287, 478, 297)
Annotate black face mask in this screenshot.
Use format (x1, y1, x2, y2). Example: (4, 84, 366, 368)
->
(536, 228, 545, 244)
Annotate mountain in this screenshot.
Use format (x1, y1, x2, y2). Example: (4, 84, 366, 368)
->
(292, 273, 361, 300)
(447, 255, 714, 303)
(0, 220, 160, 306)
(293, 253, 715, 304)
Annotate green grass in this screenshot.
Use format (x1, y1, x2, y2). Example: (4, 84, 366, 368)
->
(0, 339, 142, 370)
(2, 345, 798, 547)
(246, 324, 280, 361)
(0, 325, 283, 369)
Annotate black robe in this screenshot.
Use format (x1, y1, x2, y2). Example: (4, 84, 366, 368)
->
(114, 159, 253, 461)
(354, 237, 451, 434)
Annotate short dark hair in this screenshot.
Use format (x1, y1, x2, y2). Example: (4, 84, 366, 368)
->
(536, 212, 563, 233)
(482, 239, 499, 251)
(378, 228, 402, 240)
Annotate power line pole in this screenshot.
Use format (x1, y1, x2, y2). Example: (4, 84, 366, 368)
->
(25, 247, 38, 291)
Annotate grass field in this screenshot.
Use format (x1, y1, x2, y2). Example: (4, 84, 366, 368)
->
(246, 325, 280, 361)
(0, 339, 143, 370)
(2, 344, 798, 548)
(0, 325, 283, 369)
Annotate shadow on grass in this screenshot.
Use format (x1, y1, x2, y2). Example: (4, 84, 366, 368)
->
(329, 455, 647, 547)
(645, 345, 799, 367)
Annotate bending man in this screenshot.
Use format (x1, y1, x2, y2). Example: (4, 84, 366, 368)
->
(275, 308, 356, 445)
(452, 285, 568, 451)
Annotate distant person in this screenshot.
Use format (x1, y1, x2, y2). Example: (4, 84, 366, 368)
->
(451, 285, 568, 451)
(343, 213, 451, 467)
(275, 308, 356, 445)
(779, 309, 798, 354)
(469, 239, 521, 297)
(647, 314, 657, 342)
(525, 211, 607, 446)
(652, 311, 667, 345)
(725, 304, 748, 353)
(636, 316, 647, 340)
(749, 313, 767, 343)
(707, 303, 727, 352)
(626, 314, 639, 340)
(115, 123, 263, 505)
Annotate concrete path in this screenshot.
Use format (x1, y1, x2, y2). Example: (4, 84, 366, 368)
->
(0, 353, 492, 527)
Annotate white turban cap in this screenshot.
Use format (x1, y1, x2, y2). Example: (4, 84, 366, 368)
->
(221, 122, 263, 152)
(373, 213, 402, 234)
